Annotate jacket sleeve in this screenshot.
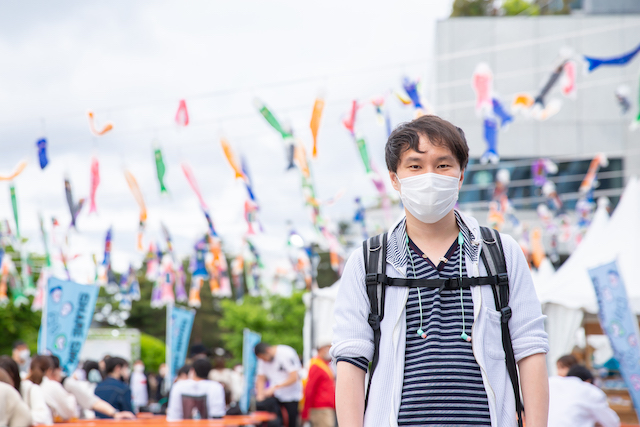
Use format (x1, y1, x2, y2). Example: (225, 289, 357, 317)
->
(119, 387, 134, 413)
(590, 388, 620, 427)
(501, 233, 550, 362)
(329, 247, 374, 363)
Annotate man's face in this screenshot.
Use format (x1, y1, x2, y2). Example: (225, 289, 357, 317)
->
(390, 134, 463, 190)
(13, 345, 29, 363)
(556, 363, 569, 377)
(121, 365, 131, 381)
(257, 353, 274, 363)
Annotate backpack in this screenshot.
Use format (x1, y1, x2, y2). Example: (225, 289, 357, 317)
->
(363, 226, 523, 427)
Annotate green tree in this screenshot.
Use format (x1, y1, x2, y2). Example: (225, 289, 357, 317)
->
(451, 0, 495, 16)
(218, 292, 305, 366)
(0, 299, 41, 356)
(502, 0, 540, 15)
(139, 333, 165, 373)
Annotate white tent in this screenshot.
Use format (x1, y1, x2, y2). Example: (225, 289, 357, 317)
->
(302, 281, 340, 365)
(537, 177, 640, 373)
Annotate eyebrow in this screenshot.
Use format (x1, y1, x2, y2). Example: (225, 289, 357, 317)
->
(403, 156, 423, 163)
(435, 155, 456, 163)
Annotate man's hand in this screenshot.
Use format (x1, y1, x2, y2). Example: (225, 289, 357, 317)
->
(265, 385, 277, 398)
(114, 411, 136, 420)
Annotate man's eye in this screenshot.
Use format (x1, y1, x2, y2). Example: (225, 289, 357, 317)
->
(409, 165, 421, 169)
(438, 164, 450, 168)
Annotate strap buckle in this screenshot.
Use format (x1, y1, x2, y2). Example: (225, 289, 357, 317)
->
(498, 273, 509, 284)
(501, 306, 512, 323)
(368, 313, 381, 330)
(446, 277, 461, 289)
(366, 273, 379, 287)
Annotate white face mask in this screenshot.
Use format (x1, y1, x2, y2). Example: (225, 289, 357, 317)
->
(396, 172, 460, 223)
(19, 349, 30, 362)
(134, 364, 145, 373)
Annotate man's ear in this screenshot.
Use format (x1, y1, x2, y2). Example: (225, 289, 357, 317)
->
(459, 169, 465, 190)
(389, 171, 400, 192)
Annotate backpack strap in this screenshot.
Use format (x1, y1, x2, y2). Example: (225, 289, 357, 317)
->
(479, 226, 524, 427)
(362, 232, 387, 410)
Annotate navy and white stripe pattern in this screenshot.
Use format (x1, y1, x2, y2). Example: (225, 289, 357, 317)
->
(397, 237, 490, 426)
(338, 212, 489, 425)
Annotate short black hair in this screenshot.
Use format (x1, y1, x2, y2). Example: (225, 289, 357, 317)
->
(105, 357, 128, 374)
(12, 340, 26, 349)
(177, 364, 192, 377)
(567, 365, 593, 382)
(385, 115, 469, 173)
(193, 358, 212, 380)
(254, 342, 270, 357)
(50, 355, 60, 370)
(190, 343, 210, 358)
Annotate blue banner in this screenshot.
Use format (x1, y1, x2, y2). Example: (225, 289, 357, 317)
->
(37, 277, 99, 375)
(240, 329, 261, 414)
(166, 304, 195, 389)
(589, 260, 640, 415)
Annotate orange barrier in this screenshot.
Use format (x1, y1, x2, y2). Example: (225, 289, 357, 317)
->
(61, 412, 276, 426)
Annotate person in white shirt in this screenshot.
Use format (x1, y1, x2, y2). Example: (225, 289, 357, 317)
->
(208, 357, 243, 404)
(0, 379, 32, 427)
(130, 360, 149, 411)
(255, 342, 303, 427)
(548, 365, 620, 427)
(21, 356, 54, 425)
(167, 358, 226, 421)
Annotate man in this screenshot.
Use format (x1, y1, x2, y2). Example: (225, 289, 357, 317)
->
(166, 358, 226, 420)
(255, 342, 302, 427)
(94, 357, 135, 417)
(11, 340, 30, 378)
(302, 343, 335, 427)
(331, 115, 549, 427)
(549, 365, 619, 427)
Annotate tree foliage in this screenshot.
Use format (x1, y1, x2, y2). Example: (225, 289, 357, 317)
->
(140, 333, 166, 373)
(451, 0, 495, 16)
(218, 292, 305, 366)
(0, 299, 41, 356)
(503, 0, 540, 15)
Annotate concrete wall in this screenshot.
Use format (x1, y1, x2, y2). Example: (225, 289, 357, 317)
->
(433, 15, 640, 176)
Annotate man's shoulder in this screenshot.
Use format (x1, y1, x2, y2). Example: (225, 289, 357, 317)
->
(202, 380, 224, 393)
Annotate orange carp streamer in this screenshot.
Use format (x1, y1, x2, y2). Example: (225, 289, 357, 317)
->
(87, 111, 114, 136)
(124, 170, 147, 251)
(220, 137, 245, 180)
(310, 97, 324, 158)
(0, 160, 27, 181)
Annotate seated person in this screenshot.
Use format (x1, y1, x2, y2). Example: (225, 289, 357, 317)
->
(166, 358, 225, 421)
(549, 365, 620, 427)
(94, 357, 134, 418)
(0, 372, 32, 427)
(39, 356, 78, 421)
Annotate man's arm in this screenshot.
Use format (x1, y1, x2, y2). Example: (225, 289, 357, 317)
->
(255, 374, 267, 401)
(590, 389, 620, 427)
(166, 383, 182, 421)
(120, 387, 135, 413)
(518, 353, 548, 427)
(336, 361, 366, 427)
(91, 398, 135, 419)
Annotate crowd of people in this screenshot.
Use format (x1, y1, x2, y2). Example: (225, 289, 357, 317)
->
(0, 339, 337, 426)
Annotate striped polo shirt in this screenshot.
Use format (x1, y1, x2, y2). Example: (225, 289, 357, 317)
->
(338, 213, 491, 425)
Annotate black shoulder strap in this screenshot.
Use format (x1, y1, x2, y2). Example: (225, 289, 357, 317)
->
(479, 226, 524, 427)
(362, 232, 387, 410)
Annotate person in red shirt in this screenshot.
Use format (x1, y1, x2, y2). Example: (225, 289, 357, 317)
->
(302, 343, 335, 427)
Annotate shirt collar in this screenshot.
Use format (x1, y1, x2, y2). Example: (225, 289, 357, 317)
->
(386, 210, 479, 272)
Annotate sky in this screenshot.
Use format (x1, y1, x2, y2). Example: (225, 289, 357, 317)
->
(0, 0, 454, 282)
